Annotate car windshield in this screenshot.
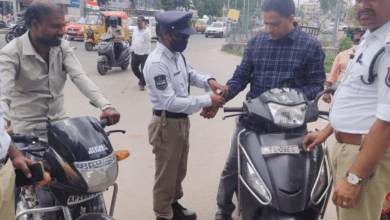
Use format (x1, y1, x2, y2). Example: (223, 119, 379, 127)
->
(86, 15, 98, 25)
(197, 20, 206, 25)
(211, 23, 223, 27)
(76, 17, 86, 24)
(128, 17, 137, 26)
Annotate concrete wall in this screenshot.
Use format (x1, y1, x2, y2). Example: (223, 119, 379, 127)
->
(67, 7, 81, 16)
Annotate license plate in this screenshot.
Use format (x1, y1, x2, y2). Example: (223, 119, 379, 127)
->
(67, 190, 105, 205)
(68, 31, 75, 34)
(261, 145, 300, 155)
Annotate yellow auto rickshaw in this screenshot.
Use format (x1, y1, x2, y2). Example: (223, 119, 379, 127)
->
(84, 11, 131, 51)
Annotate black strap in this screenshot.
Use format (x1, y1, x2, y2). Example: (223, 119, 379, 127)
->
(180, 53, 190, 95)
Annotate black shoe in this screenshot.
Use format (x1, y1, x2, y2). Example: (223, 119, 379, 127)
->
(215, 211, 232, 220)
(171, 202, 196, 220)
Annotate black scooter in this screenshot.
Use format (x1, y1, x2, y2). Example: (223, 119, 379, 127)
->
(223, 85, 338, 220)
(14, 116, 129, 220)
(97, 33, 131, 75)
(5, 21, 27, 43)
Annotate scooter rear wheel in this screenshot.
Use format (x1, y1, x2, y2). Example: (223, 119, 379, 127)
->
(97, 63, 108, 75)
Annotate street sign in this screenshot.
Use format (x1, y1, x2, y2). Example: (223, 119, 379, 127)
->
(227, 9, 240, 23)
(70, 0, 79, 7)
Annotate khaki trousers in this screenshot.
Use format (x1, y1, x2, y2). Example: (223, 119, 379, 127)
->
(0, 161, 16, 220)
(148, 112, 190, 220)
(332, 138, 390, 220)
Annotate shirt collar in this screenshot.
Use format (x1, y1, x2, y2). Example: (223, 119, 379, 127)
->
(157, 41, 179, 61)
(363, 19, 390, 42)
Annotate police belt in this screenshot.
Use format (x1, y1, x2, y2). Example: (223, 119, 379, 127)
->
(153, 110, 188, 119)
(0, 155, 9, 170)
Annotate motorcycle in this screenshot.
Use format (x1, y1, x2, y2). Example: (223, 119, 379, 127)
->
(14, 116, 129, 220)
(97, 33, 131, 75)
(222, 85, 338, 220)
(5, 21, 27, 43)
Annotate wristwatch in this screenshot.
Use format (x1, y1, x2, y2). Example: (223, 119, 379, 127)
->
(346, 171, 362, 185)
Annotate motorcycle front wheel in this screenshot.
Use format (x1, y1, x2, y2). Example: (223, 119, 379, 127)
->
(85, 42, 94, 51)
(5, 32, 15, 43)
(97, 62, 108, 75)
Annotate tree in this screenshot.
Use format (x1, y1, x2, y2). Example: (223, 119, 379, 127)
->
(319, 0, 337, 14)
(153, 0, 191, 11)
(193, 0, 224, 18)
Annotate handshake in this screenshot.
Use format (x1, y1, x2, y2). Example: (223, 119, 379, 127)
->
(201, 80, 229, 119)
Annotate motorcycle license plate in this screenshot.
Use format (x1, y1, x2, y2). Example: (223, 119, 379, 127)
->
(68, 31, 76, 34)
(67, 190, 106, 205)
(261, 145, 300, 155)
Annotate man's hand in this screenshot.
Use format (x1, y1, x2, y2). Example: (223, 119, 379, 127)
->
(332, 177, 361, 209)
(100, 108, 121, 125)
(8, 144, 35, 179)
(200, 106, 219, 119)
(210, 94, 225, 109)
(322, 93, 332, 104)
(208, 79, 229, 98)
(302, 129, 331, 152)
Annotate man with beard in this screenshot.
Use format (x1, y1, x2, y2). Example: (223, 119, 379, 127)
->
(0, 1, 120, 218)
(303, 0, 390, 219)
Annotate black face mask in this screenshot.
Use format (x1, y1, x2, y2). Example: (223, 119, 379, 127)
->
(168, 33, 190, 53)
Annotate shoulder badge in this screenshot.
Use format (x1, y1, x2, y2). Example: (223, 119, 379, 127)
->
(386, 68, 390, 87)
(154, 75, 168, 90)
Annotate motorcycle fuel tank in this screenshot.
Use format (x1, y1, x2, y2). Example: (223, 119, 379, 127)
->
(48, 116, 113, 162)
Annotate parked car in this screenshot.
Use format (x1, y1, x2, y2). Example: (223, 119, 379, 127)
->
(65, 17, 86, 40)
(338, 22, 348, 31)
(195, 19, 207, 34)
(205, 22, 226, 38)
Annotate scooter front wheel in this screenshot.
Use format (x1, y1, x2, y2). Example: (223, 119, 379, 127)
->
(5, 32, 15, 43)
(85, 42, 94, 51)
(97, 62, 108, 75)
(121, 63, 129, 70)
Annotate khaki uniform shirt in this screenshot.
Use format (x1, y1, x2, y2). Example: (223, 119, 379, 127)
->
(107, 26, 125, 43)
(0, 32, 112, 134)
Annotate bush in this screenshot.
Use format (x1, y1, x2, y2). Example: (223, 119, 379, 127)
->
(339, 37, 351, 52)
(324, 55, 335, 73)
(226, 50, 244, 57)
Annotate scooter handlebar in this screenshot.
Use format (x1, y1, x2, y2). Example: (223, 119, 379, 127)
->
(224, 107, 244, 113)
(10, 134, 39, 144)
(99, 118, 110, 128)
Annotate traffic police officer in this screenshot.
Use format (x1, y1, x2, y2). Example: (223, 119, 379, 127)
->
(143, 11, 227, 220)
(303, 0, 390, 219)
(107, 16, 125, 61)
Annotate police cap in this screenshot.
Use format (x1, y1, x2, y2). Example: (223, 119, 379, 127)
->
(155, 11, 196, 36)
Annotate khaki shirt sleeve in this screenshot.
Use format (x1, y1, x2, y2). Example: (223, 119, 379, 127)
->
(107, 27, 113, 34)
(61, 41, 113, 110)
(0, 50, 18, 125)
(120, 26, 125, 39)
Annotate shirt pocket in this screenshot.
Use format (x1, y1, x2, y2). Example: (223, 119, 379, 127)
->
(171, 72, 187, 96)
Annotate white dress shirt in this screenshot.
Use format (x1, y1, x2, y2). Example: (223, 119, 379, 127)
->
(131, 27, 151, 55)
(0, 78, 11, 160)
(329, 20, 390, 134)
(143, 42, 212, 115)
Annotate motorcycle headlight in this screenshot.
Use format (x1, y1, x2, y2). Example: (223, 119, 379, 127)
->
(246, 162, 271, 201)
(267, 103, 306, 128)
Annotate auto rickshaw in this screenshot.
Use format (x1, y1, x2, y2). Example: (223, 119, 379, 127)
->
(83, 11, 131, 51)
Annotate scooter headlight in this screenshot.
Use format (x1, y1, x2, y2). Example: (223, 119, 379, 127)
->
(267, 103, 306, 128)
(246, 162, 271, 201)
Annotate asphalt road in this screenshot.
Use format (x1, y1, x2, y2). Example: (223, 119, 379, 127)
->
(0, 33, 338, 220)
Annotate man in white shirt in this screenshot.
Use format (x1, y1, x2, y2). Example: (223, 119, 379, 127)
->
(303, 0, 390, 219)
(131, 16, 151, 91)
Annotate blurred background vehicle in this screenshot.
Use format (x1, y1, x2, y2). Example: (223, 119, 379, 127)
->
(65, 17, 86, 40)
(195, 19, 207, 34)
(128, 16, 157, 40)
(205, 22, 226, 38)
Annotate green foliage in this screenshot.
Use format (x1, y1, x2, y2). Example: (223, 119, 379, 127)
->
(226, 49, 244, 57)
(193, 0, 224, 18)
(324, 55, 335, 73)
(155, 0, 191, 11)
(191, 18, 197, 24)
(342, 7, 355, 21)
(339, 36, 351, 52)
(319, 0, 337, 14)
